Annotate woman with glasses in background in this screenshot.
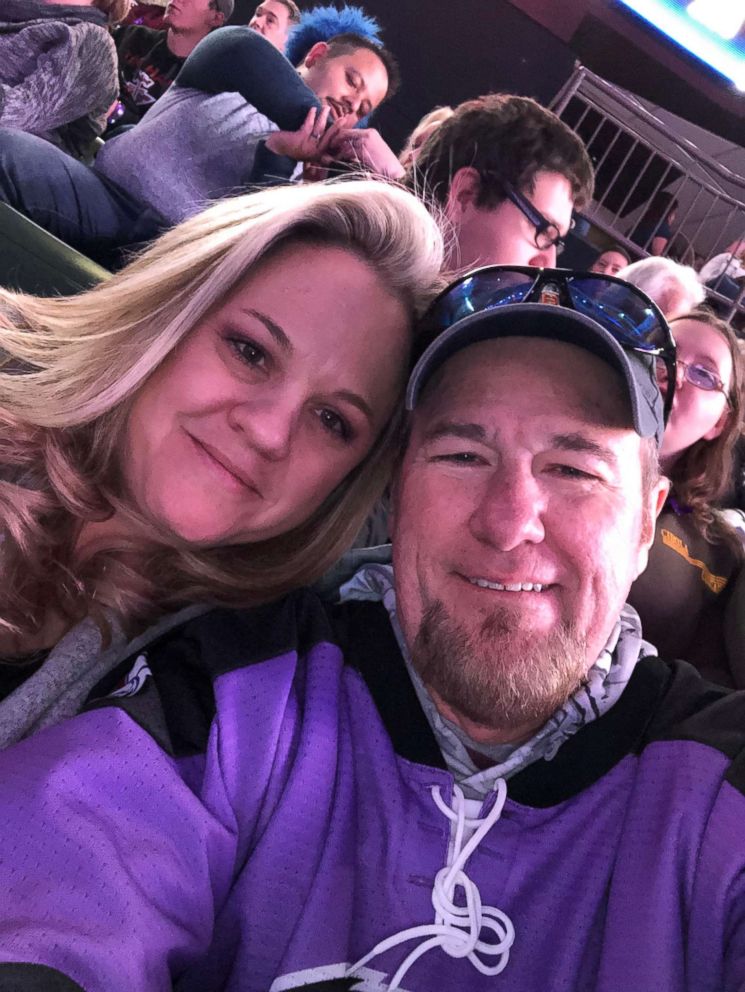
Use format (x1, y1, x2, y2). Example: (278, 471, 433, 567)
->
(628, 307, 744, 686)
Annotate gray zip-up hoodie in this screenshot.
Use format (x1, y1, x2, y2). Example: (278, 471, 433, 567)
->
(0, 0, 117, 156)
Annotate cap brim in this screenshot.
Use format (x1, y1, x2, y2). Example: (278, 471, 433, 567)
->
(406, 303, 664, 445)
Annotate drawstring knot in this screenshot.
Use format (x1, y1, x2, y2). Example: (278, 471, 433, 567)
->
(348, 779, 515, 990)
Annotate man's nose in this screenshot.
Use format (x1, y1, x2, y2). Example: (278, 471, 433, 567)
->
(468, 465, 546, 551)
(528, 243, 557, 269)
(227, 396, 297, 461)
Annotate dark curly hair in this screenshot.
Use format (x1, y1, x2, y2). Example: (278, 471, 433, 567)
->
(406, 92, 594, 210)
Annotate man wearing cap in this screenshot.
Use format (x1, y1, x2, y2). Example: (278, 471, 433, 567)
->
(1, 269, 745, 991)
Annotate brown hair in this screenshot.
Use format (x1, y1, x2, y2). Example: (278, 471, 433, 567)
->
(272, 0, 301, 22)
(668, 307, 744, 557)
(93, 0, 131, 24)
(406, 92, 594, 210)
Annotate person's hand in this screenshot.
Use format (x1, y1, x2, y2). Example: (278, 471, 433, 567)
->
(319, 124, 405, 180)
(264, 106, 331, 162)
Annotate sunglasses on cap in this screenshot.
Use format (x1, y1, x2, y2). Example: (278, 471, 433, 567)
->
(418, 265, 677, 422)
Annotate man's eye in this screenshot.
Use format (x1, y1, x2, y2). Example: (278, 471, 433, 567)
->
(317, 407, 351, 441)
(432, 451, 485, 465)
(552, 464, 596, 481)
(229, 338, 266, 368)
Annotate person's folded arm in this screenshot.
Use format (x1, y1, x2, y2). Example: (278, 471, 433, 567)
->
(176, 26, 320, 132)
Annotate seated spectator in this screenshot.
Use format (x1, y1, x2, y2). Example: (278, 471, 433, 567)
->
(0, 0, 127, 158)
(628, 307, 744, 685)
(5, 269, 745, 992)
(628, 190, 678, 256)
(589, 243, 630, 276)
(398, 105, 453, 170)
(406, 94, 594, 270)
(0, 28, 397, 265)
(0, 179, 443, 745)
(699, 240, 745, 287)
(618, 256, 705, 320)
(249, 0, 300, 53)
(107, 0, 234, 133)
(284, 3, 379, 67)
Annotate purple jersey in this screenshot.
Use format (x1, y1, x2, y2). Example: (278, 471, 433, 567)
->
(0, 594, 744, 991)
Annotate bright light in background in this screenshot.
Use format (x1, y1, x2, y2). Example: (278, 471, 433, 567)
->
(617, 0, 745, 90)
(688, 1, 745, 41)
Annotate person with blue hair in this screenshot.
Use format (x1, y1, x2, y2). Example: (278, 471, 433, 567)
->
(284, 3, 381, 65)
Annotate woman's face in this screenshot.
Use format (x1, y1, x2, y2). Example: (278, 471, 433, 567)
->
(659, 317, 733, 470)
(122, 242, 410, 545)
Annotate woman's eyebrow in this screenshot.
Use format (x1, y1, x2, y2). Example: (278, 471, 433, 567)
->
(334, 389, 374, 423)
(239, 308, 293, 354)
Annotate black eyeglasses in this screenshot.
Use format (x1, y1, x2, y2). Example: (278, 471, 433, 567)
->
(418, 265, 677, 422)
(659, 358, 731, 406)
(500, 180, 573, 255)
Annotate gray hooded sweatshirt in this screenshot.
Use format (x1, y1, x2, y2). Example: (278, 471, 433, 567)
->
(0, 0, 117, 156)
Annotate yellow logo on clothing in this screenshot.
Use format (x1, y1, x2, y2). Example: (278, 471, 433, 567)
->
(660, 529, 728, 594)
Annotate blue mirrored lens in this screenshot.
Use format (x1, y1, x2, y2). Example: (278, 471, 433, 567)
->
(567, 279, 666, 350)
(432, 273, 534, 329)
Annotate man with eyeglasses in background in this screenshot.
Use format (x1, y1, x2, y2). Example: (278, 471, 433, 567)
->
(406, 93, 593, 271)
(1, 266, 745, 992)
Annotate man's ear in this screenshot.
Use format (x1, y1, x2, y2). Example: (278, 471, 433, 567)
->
(210, 9, 225, 27)
(635, 474, 670, 579)
(445, 167, 482, 223)
(303, 41, 330, 68)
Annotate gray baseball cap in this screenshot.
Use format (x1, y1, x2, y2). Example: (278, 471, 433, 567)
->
(406, 303, 667, 446)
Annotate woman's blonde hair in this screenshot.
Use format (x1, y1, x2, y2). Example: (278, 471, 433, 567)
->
(0, 180, 444, 643)
(399, 106, 454, 169)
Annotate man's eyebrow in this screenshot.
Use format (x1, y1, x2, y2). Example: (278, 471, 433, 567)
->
(421, 420, 488, 444)
(239, 308, 293, 354)
(551, 432, 618, 462)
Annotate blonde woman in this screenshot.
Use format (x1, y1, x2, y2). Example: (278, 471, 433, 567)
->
(0, 178, 444, 743)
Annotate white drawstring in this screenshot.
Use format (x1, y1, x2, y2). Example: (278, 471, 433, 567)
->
(347, 779, 515, 990)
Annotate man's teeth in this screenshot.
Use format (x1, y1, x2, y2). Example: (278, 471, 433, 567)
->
(468, 578, 545, 592)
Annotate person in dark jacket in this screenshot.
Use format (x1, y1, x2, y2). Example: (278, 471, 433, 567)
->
(107, 0, 234, 133)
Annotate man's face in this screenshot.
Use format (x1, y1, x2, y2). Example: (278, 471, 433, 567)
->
(164, 0, 222, 33)
(590, 250, 628, 277)
(249, 0, 291, 51)
(445, 169, 575, 271)
(392, 338, 666, 738)
(298, 43, 389, 123)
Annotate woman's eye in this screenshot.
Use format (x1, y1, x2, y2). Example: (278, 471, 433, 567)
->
(230, 338, 267, 368)
(317, 407, 351, 441)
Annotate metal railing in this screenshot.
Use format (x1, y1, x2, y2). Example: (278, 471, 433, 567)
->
(551, 65, 745, 324)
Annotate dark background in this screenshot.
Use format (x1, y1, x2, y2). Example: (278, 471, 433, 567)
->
(230, 0, 745, 155)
